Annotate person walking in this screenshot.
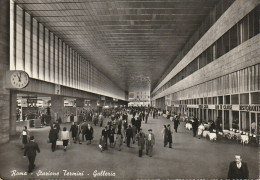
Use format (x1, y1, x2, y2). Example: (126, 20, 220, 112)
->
(227, 155, 249, 179)
(101, 126, 109, 150)
(166, 124, 173, 148)
(70, 122, 77, 143)
(85, 124, 94, 144)
(126, 125, 133, 147)
(174, 117, 180, 133)
(81, 120, 88, 142)
(136, 128, 146, 157)
(108, 125, 115, 147)
(145, 111, 149, 124)
(115, 128, 123, 151)
(76, 122, 82, 144)
(49, 124, 59, 152)
(146, 129, 155, 157)
(132, 125, 137, 144)
(61, 127, 70, 151)
(20, 126, 30, 149)
(23, 136, 40, 173)
(192, 118, 199, 137)
(136, 117, 141, 133)
(161, 125, 168, 147)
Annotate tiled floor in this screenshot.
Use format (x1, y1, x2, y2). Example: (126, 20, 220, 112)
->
(0, 115, 258, 179)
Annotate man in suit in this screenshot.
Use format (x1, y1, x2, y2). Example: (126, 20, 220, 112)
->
(24, 136, 40, 173)
(146, 129, 155, 157)
(227, 155, 249, 179)
(49, 125, 59, 152)
(126, 125, 133, 147)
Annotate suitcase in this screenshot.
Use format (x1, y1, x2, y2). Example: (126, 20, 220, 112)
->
(56, 140, 63, 146)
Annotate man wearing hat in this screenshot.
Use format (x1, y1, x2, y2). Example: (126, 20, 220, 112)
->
(24, 136, 40, 173)
(146, 129, 155, 157)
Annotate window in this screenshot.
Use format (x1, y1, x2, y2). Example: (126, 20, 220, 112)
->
(222, 31, 230, 54)
(230, 25, 238, 50)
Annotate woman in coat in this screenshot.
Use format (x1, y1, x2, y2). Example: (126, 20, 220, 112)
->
(136, 128, 146, 157)
(70, 122, 77, 143)
(49, 125, 58, 152)
(85, 124, 93, 144)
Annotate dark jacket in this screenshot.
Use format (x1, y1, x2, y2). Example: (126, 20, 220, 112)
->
(49, 128, 59, 142)
(24, 141, 40, 157)
(228, 161, 249, 179)
(85, 126, 94, 140)
(70, 124, 78, 137)
(174, 120, 180, 129)
(126, 128, 133, 138)
(102, 129, 109, 138)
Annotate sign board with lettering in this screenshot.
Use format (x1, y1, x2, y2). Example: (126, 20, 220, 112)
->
(239, 105, 260, 112)
(215, 105, 232, 110)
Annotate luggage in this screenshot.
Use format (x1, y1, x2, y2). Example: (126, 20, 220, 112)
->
(56, 140, 63, 146)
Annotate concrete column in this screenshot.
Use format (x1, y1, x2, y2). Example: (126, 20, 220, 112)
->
(10, 91, 17, 135)
(50, 96, 64, 123)
(75, 98, 85, 107)
(0, 1, 10, 144)
(90, 100, 97, 109)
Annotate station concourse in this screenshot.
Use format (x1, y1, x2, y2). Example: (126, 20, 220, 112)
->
(0, 0, 259, 179)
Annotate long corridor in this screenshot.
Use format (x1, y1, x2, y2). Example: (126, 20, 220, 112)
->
(0, 115, 258, 179)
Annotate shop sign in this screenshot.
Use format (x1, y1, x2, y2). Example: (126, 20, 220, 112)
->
(215, 105, 232, 110)
(199, 105, 208, 109)
(239, 105, 260, 112)
(179, 105, 187, 108)
(27, 99, 37, 103)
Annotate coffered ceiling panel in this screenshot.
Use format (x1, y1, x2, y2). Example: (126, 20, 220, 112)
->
(15, 0, 219, 93)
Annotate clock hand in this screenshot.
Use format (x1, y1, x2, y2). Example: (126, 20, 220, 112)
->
(17, 72, 22, 82)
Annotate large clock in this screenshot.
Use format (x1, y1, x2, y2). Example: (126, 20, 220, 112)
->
(10, 71, 29, 88)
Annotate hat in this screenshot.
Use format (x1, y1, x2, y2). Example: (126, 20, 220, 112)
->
(148, 129, 152, 132)
(30, 136, 34, 140)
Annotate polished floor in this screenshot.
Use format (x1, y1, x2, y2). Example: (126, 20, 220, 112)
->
(0, 115, 258, 179)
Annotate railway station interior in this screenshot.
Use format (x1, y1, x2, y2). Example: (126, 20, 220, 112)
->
(0, 0, 259, 179)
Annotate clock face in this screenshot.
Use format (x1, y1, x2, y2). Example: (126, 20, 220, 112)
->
(10, 71, 29, 88)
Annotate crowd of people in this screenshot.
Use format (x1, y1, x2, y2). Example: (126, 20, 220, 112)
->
(20, 106, 250, 179)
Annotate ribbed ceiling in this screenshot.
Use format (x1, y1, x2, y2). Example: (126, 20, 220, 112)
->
(15, 0, 219, 93)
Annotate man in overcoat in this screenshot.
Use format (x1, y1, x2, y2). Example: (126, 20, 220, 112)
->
(24, 136, 40, 173)
(146, 129, 155, 157)
(136, 128, 146, 157)
(227, 155, 249, 179)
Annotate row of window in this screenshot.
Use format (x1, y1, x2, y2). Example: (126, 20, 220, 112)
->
(11, 4, 125, 100)
(156, 0, 235, 86)
(152, 7, 259, 98)
(172, 92, 259, 105)
(170, 64, 260, 102)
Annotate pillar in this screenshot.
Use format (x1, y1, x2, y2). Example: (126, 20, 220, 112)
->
(76, 98, 84, 122)
(10, 91, 17, 135)
(90, 99, 97, 109)
(50, 96, 64, 123)
(0, 1, 10, 144)
(75, 98, 85, 107)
